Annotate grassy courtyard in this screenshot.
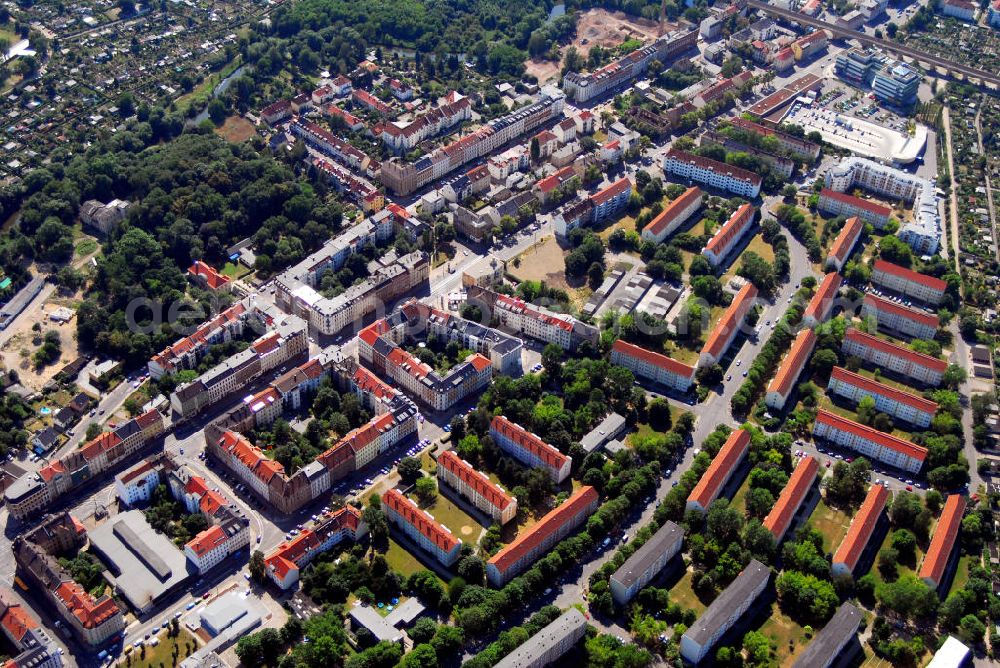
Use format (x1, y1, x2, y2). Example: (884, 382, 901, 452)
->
(122, 629, 198, 667)
(808, 498, 853, 553)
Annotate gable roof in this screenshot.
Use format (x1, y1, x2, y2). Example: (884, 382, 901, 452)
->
(611, 340, 695, 379)
(828, 366, 939, 414)
(645, 186, 702, 238)
(383, 488, 460, 553)
(918, 494, 966, 585)
(863, 293, 939, 329)
(490, 416, 569, 472)
(767, 329, 816, 398)
(803, 272, 841, 323)
(687, 429, 751, 510)
(843, 328, 948, 373)
(438, 451, 515, 513)
(872, 259, 947, 292)
(832, 484, 889, 571)
(701, 283, 758, 360)
(827, 216, 865, 265)
(814, 409, 929, 462)
(762, 455, 818, 540)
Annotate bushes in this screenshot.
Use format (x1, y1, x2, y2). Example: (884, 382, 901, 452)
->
(776, 204, 821, 262)
(730, 316, 797, 416)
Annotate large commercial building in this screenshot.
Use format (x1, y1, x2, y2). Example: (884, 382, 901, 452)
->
(609, 521, 684, 605)
(662, 149, 762, 198)
(562, 28, 697, 102)
(265, 507, 366, 589)
(641, 186, 703, 243)
(825, 158, 941, 255)
(493, 609, 588, 668)
(872, 61, 921, 107)
(827, 366, 938, 429)
(610, 340, 696, 393)
(919, 494, 966, 592)
(835, 47, 888, 85)
(861, 293, 939, 340)
(825, 216, 865, 272)
(486, 486, 599, 586)
(871, 259, 947, 305)
(680, 559, 770, 664)
(687, 429, 751, 514)
(490, 416, 572, 484)
(841, 328, 947, 386)
(437, 451, 517, 525)
(763, 455, 819, 543)
(819, 189, 891, 229)
(383, 488, 462, 567)
(5, 410, 165, 520)
(813, 409, 928, 474)
(381, 93, 565, 195)
(832, 484, 889, 577)
(791, 603, 863, 668)
(765, 329, 817, 411)
(802, 272, 841, 328)
(698, 283, 758, 368)
(702, 203, 756, 267)
(358, 301, 522, 411)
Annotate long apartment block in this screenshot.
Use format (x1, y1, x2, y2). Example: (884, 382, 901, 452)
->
(382, 488, 462, 567)
(493, 609, 588, 668)
(812, 409, 927, 474)
(832, 484, 889, 577)
(437, 451, 517, 525)
(5, 410, 165, 520)
(825, 215, 864, 272)
(827, 366, 938, 428)
(802, 272, 842, 327)
(610, 521, 684, 605)
(726, 116, 821, 160)
(467, 285, 599, 351)
(640, 186, 702, 243)
(818, 188, 891, 228)
(663, 149, 762, 198)
(860, 293, 938, 340)
(486, 486, 599, 586)
(871, 259, 947, 305)
(490, 416, 572, 484)
(686, 428, 751, 514)
(699, 283, 758, 368)
(762, 455, 819, 543)
(265, 507, 366, 589)
(841, 328, 947, 386)
(610, 339, 696, 393)
(918, 494, 965, 592)
(702, 203, 755, 267)
(765, 329, 817, 411)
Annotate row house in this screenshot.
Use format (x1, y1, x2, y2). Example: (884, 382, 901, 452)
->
(265, 507, 366, 589)
(291, 119, 376, 175)
(765, 329, 817, 411)
(918, 495, 966, 592)
(380, 97, 472, 153)
(703, 203, 755, 267)
(686, 429, 750, 514)
(813, 409, 928, 474)
(437, 451, 517, 525)
(763, 455, 819, 543)
(486, 487, 599, 586)
(324, 104, 366, 132)
(663, 149, 762, 198)
(861, 293, 939, 340)
(818, 188, 891, 228)
(827, 366, 938, 429)
(841, 328, 947, 386)
(832, 484, 889, 577)
(490, 416, 572, 484)
(466, 285, 598, 351)
(802, 272, 842, 328)
(383, 489, 461, 567)
(699, 283, 758, 368)
(352, 89, 394, 117)
(871, 259, 947, 305)
(610, 340, 696, 393)
(726, 117, 821, 160)
(825, 215, 864, 272)
(147, 298, 257, 379)
(640, 186, 702, 243)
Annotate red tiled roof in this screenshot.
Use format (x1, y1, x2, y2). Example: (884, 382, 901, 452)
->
(358, 319, 390, 347)
(590, 177, 632, 206)
(438, 451, 515, 513)
(199, 490, 228, 516)
(490, 416, 569, 471)
(184, 475, 210, 497)
(729, 115, 817, 151)
(767, 329, 817, 398)
(353, 365, 396, 402)
(38, 459, 66, 482)
(705, 203, 755, 257)
(81, 431, 123, 461)
(338, 412, 394, 454)
(487, 486, 598, 576)
(186, 525, 227, 557)
(252, 332, 281, 355)
(54, 582, 119, 629)
(383, 488, 460, 553)
(188, 261, 231, 290)
(535, 166, 576, 194)
(665, 149, 763, 186)
(763, 455, 818, 539)
(804, 272, 841, 323)
(135, 409, 162, 430)
(119, 461, 157, 486)
(820, 188, 891, 216)
(827, 216, 864, 264)
(794, 30, 828, 47)
(467, 354, 492, 372)
(0, 603, 37, 642)
(611, 340, 695, 379)
(918, 494, 966, 585)
(645, 186, 702, 237)
(832, 484, 889, 572)
(814, 409, 929, 462)
(829, 366, 939, 415)
(843, 328, 948, 373)
(863, 294, 939, 329)
(150, 302, 247, 371)
(872, 259, 947, 292)
(701, 283, 758, 360)
(688, 429, 751, 510)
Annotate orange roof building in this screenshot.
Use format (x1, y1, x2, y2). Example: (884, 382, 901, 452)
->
(490, 416, 572, 484)
(486, 486, 600, 586)
(813, 409, 928, 474)
(818, 189, 891, 228)
(826, 216, 864, 271)
(871, 259, 947, 305)
(687, 429, 751, 514)
(827, 366, 938, 429)
(641, 186, 703, 243)
(765, 329, 817, 411)
(918, 494, 966, 591)
(703, 203, 756, 267)
(610, 340, 696, 393)
(861, 293, 939, 340)
(264, 506, 363, 589)
(763, 455, 819, 543)
(438, 451, 517, 524)
(803, 272, 841, 327)
(832, 484, 889, 577)
(699, 283, 758, 368)
(841, 328, 947, 386)
(187, 260, 232, 292)
(382, 488, 462, 567)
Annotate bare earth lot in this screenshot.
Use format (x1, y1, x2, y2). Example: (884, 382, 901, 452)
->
(215, 116, 256, 143)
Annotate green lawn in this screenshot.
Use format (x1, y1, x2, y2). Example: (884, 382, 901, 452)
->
(667, 569, 707, 614)
(75, 239, 99, 256)
(808, 498, 853, 553)
(220, 261, 251, 279)
(756, 605, 811, 667)
(123, 629, 198, 667)
(948, 555, 972, 598)
(383, 538, 427, 578)
(413, 490, 482, 543)
(730, 476, 753, 515)
(817, 393, 915, 441)
(721, 232, 775, 285)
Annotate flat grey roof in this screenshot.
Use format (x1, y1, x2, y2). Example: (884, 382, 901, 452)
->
(580, 412, 627, 453)
(88, 510, 191, 613)
(791, 602, 862, 668)
(684, 559, 770, 646)
(611, 521, 684, 589)
(494, 609, 588, 668)
(349, 605, 403, 644)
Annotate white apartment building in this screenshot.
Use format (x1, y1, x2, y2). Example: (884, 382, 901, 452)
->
(841, 328, 947, 386)
(610, 340, 696, 393)
(765, 329, 816, 411)
(437, 451, 517, 524)
(663, 149, 762, 198)
(610, 521, 684, 605)
(702, 203, 755, 267)
(827, 366, 938, 428)
(813, 409, 927, 474)
(861, 294, 938, 340)
(871, 259, 947, 305)
(114, 461, 160, 507)
(641, 186, 702, 243)
(490, 416, 572, 483)
(184, 521, 250, 574)
(382, 489, 462, 567)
